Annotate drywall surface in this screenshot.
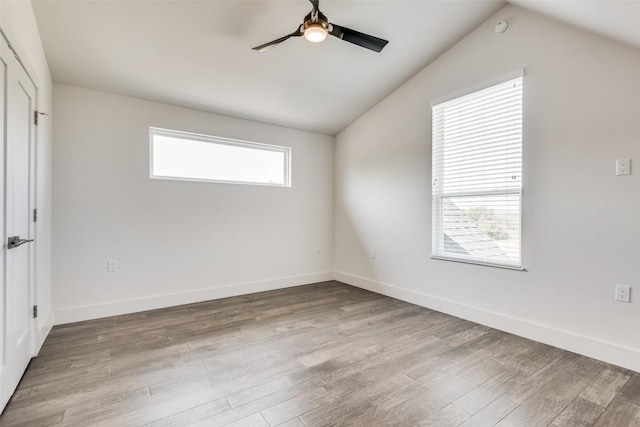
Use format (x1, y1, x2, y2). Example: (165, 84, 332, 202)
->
(334, 5, 640, 371)
(1, 0, 53, 351)
(53, 85, 334, 323)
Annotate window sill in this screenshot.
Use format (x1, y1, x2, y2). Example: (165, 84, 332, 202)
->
(431, 255, 526, 271)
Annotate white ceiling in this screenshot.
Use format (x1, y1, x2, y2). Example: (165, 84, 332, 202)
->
(32, 0, 640, 136)
(511, 0, 640, 50)
(33, 0, 505, 135)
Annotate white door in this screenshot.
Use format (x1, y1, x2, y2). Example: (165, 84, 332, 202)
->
(0, 35, 37, 412)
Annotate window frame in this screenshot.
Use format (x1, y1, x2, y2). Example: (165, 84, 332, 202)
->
(430, 74, 524, 271)
(149, 127, 292, 188)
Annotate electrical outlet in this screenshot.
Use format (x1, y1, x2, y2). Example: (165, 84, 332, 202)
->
(315, 245, 320, 254)
(370, 249, 376, 259)
(616, 159, 631, 176)
(615, 284, 631, 303)
(107, 259, 117, 272)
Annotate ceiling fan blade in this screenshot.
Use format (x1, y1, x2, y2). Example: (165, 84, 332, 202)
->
(252, 29, 302, 53)
(309, 0, 320, 13)
(330, 24, 388, 52)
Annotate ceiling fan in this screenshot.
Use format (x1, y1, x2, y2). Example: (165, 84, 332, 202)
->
(252, 0, 389, 53)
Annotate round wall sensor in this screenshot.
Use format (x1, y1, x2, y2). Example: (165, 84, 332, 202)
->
(494, 20, 510, 36)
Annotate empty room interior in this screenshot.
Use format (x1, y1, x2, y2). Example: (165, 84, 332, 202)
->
(0, 0, 639, 426)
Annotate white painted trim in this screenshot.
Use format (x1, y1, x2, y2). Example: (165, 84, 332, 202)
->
(430, 255, 525, 271)
(54, 272, 334, 325)
(35, 310, 53, 355)
(430, 69, 524, 107)
(149, 127, 292, 188)
(334, 271, 640, 373)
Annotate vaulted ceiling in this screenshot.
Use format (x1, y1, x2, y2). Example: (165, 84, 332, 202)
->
(33, 0, 640, 135)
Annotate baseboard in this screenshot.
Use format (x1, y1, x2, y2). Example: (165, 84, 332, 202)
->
(334, 271, 640, 373)
(54, 271, 334, 325)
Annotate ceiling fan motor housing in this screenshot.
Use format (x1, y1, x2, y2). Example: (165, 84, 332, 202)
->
(302, 11, 332, 42)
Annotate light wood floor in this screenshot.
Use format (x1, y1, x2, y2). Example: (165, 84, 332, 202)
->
(1, 281, 639, 427)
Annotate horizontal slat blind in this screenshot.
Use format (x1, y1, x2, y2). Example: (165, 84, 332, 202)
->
(432, 77, 523, 268)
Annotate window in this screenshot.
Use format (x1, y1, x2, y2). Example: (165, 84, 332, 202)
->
(150, 128, 291, 187)
(431, 75, 523, 269)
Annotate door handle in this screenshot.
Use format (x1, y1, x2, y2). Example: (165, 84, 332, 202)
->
(7, 236, 34, 249)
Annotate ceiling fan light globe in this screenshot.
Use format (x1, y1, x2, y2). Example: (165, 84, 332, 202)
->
(304, 24, 328, 43)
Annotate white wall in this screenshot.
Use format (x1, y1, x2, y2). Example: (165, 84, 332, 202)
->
(53, 85, 334, 324)
(334, 5, 640, 371)
(0, 0, 53, 351)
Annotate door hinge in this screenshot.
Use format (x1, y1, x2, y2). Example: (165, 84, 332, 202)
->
(33, 305, 38, 319)
(33, 208, 37, 222)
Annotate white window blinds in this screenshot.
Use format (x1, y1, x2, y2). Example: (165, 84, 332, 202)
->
(432, 76, 523, 269)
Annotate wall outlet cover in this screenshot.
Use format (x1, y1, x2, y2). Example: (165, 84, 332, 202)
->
(615, 284, 631, 303)
(616, 159, 631, 176)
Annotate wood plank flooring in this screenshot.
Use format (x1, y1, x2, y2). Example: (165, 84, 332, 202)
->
(1, 281, 639, 427)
